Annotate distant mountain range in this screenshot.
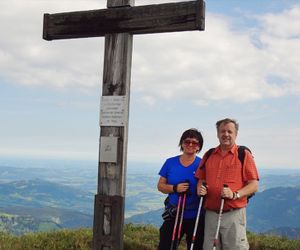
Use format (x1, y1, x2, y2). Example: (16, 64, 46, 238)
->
(126, 186, 300, 240)
(0, 178, 94, 235)
(0, 163, 300, 239)
(247, 186, 300, 233)
(0, 178, 94, 213)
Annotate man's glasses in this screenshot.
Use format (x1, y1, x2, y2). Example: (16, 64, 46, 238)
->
(183, 139, 199, 147)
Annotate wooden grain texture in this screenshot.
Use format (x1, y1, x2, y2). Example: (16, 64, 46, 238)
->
(107, 0, 134, 8)
(98, 33, 132, 197)
(92, 2, 133, 249)
(43, 0, 205, 40)
(93, 32, 132, 249)
(93, 195, 124, 250)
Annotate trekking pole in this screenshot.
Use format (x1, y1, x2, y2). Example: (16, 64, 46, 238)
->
(170, 194, 182, 250)
(213, 184, 227, 250)
(190, 182, 207, 250)
(176, 192, 187, 250)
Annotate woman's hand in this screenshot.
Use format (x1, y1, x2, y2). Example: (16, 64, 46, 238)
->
(176, 182, 190, 193)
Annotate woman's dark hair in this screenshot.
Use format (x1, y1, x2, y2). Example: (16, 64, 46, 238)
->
(178, 128, 204, 153)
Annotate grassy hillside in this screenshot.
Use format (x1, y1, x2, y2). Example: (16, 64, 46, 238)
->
(0, 224, 299, 250)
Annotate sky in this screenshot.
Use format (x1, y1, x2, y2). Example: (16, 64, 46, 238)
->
(0, 0, 300, 169)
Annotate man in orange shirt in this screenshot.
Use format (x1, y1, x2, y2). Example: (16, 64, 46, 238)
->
(196, 118, 259, 250)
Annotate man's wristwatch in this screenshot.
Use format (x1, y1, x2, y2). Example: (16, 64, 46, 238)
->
(235, 191, 240, 199)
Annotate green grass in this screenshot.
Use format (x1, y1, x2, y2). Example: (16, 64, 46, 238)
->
(0, 228, 92, 250)
(247, 231, 300, 250)
(0, 224, 299, 250)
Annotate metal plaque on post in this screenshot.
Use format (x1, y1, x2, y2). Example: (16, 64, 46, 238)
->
(100, 96, 128, 127)
(100, 136, 118, 163)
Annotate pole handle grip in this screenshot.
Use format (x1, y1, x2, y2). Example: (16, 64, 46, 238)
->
(199, 181, 207, 197)
(222, 184, 228, 200)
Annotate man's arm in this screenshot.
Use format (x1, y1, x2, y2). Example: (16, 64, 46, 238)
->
(236, 180, 259, 199)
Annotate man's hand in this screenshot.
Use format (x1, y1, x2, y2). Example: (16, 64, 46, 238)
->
(221, 185, 234, 199)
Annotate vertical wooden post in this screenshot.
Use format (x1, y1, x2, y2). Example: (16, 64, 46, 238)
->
(93, 1, 134, 249)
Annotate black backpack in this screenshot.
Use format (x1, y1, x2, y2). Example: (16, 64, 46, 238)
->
(201, 145, 255, 202)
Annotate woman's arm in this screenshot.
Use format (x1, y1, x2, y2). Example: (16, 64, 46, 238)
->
(157, 176, 174, 194)
(157, 176, 189, 194)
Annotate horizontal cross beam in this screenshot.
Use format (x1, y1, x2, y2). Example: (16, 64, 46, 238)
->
(43, 0, 205, 41)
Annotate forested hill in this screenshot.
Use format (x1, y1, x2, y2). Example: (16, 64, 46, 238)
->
(0, 178, 94, 213)
(247, 186, 300, 233)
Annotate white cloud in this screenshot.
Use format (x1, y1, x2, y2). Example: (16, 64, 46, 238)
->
(132, 7, 300, 104)
(1, 1, 299, 103)
(257, 5, 300, 95)
(240, 126, 300, 169)
(0, 0, 103, 90)
(259, 5, 300, 38)
(141, 95, 156, 106)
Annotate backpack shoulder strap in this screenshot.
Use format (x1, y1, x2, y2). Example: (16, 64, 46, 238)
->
(201, 148, 215, 169)
(237, 145, 251, 167)
(237, 145, 254, 202)
(202, 146, 252, 169)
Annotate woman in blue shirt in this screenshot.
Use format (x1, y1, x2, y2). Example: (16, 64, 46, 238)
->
(157, 128, 205, 250)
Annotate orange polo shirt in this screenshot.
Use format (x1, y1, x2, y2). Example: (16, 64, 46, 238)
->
(195, 144, 259, 211)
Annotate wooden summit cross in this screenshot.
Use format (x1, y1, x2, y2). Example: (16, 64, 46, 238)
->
(43, 0, 205, 249)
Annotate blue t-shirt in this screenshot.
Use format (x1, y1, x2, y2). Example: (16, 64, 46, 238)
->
(159, 155, 203, 219)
